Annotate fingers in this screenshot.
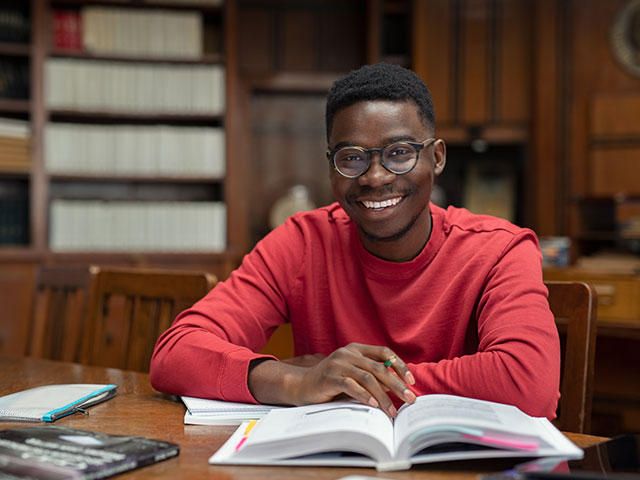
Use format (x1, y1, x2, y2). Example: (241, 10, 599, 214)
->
(353, 344, 416, 396)
(378, 349, 416, 387)
(328, 344, 417, 417)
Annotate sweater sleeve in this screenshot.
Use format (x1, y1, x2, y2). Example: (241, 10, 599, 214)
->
(408, 233, 561, 419)
(149, 217, 304, 403)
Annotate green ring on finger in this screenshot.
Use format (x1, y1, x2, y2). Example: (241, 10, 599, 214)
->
(383, 355, 397, 368)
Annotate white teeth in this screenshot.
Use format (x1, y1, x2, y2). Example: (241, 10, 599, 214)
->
(362, 197, 401, 209)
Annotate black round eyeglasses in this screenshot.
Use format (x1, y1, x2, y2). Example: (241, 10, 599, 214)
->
(326, 138, 436, 178)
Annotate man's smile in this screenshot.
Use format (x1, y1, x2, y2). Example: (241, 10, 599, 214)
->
(360, 196, 403, 210)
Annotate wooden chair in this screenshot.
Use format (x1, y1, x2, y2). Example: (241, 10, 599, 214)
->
(26, 265, 96, 362)
(259, 323, 294, 359)
(545, 280, 598, 434)
(82, 266, 217, 372)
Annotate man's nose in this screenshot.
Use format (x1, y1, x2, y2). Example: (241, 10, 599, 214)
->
(358, 152, 395, 187)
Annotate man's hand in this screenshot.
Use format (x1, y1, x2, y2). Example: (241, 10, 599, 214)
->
(281, 353, 325, 367)
(248, 343, 416, 417)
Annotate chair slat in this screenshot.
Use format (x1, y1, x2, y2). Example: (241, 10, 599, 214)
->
(27, 266, 95, 363)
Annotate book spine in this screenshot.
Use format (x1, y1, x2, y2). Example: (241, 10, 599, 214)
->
(44, 123, 223, 177)
(80, 6, 202, 58)
(45, 59, 225, 114)
(52, 10, 83, 51)
(0, 57, 29, 99)
(49, 200, 226, 252)
(0, 4, 30, 43)
(0, 183, 28, 246)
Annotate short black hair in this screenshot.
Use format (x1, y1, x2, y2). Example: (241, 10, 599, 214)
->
(325, 63, 435, 140)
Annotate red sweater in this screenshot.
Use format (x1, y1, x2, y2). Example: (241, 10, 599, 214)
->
(150, 203, 560, 419)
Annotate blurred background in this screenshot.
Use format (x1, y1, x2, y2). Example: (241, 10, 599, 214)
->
(0, 0, 638, 436)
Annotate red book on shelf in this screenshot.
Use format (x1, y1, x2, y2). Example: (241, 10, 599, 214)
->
(53, 10, 83, 51)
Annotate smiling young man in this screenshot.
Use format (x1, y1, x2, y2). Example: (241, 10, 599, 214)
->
(150, 63, 560, 420)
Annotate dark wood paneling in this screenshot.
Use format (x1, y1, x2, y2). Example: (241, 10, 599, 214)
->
(0, 262, 37, 356)
(497, 0, 530, 123)
(591, 93, 640, 138)
(413, 0, 454, 125)
(569, 4, 599, 197)
(238, 8, 273, 74)
(561, 0, 640, 260)
(224, 0, 250, 254)
(317, 4, 366, 71)
(413, 0, 531, 129)
(569, 0, 640, 197)
(531, 0, 564, 236)
(281, 10, 316, 71)
(590, 148, 640, 196)
(237, 0, 366, 75)
(461, 0, 489, 124)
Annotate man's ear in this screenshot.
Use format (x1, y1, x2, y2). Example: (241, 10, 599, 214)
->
(433, 139, 446, 176)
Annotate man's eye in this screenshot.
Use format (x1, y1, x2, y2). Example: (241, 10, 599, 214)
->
(337, 152, 365, 164)
(388, 147, 411, 156)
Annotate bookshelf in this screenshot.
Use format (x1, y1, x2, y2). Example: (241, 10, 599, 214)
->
(0, 0, 242, 280)
(0, 0, 414, 273)
(0, 1, 31, 248)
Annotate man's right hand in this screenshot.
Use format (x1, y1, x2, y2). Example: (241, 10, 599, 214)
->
(247, 343, 416, 418)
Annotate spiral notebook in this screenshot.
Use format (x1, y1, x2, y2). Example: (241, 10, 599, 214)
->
(181, 396, 282, 425)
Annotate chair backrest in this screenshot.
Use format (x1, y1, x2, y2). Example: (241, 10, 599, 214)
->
(259, 323, 294, 359)
(545, 280, 598, 434)
(27, 265, 96, 362)
(82, 266, 217, 372)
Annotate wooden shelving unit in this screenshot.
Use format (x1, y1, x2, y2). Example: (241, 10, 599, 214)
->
(0, 99, 30, 113)
(48, 109, 225, 124)
(0, 0, 243, 280)
(0, 42, 31, 57)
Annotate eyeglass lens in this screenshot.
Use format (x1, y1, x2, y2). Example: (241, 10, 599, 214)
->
(334, 142, 419, 177)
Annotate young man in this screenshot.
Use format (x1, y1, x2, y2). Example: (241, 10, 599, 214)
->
(150, 63, 560, 420)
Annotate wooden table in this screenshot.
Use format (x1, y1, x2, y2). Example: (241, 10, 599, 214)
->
(0, 356, 607, 480)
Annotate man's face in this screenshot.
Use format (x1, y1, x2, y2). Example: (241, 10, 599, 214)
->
(328, 99, 445, 262)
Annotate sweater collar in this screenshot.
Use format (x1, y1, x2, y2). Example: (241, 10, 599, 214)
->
(355, 203, 446, 279)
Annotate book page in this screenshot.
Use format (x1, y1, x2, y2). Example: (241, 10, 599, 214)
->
(393, 395, 549, 459)
(234, 401, 395, 463)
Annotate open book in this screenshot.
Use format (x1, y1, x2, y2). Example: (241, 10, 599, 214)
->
(209, 394, 583, 472)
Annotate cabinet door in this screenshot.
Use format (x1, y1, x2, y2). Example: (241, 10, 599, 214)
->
(589, 93, 640, 196)
(412, 0, 531, 127)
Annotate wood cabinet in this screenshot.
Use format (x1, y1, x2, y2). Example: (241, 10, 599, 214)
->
(413, 0, 531, 135)
(562, 0, 640, 258)
(545, 268, 640, 329)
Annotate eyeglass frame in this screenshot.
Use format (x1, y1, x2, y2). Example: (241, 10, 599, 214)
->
(326, 137, 437, 179)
